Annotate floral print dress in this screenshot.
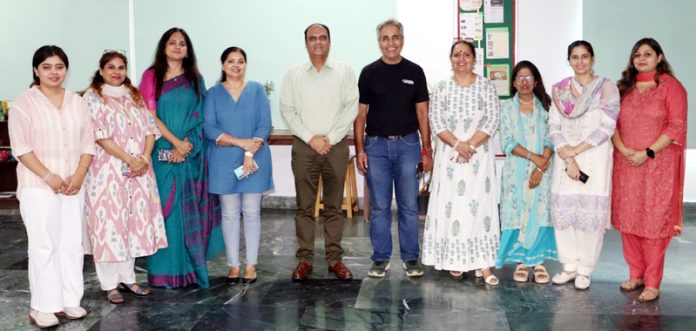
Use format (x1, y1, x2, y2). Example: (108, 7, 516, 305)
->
(422, 77, 500, 272)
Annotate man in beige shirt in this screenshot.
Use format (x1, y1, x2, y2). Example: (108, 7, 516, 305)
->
(280, 23, 359, 281)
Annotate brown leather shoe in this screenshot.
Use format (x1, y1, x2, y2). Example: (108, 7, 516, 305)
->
(292, 261, 313, 281)
(328, 261, 353, 280)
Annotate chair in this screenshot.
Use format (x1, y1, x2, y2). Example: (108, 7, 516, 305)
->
(314, 155, 360, 219)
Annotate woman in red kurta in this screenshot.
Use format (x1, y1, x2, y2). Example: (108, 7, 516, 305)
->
(611, 38, 687, 303)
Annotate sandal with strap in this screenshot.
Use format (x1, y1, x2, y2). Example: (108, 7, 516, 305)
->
(513, 264, 529, 282)
(620, 279, 644, 292)
(476, 268, 499, 286)
(106, 289, 124, 304)
(637, 287, 660, 303)
(118, 283, 151, 296)
(533, 265, 550, 284)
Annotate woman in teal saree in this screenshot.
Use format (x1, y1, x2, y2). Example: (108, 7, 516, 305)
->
(139, 27, 223, 288)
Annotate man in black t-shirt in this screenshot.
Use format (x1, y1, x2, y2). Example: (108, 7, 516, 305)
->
(354, 19, 433, 278)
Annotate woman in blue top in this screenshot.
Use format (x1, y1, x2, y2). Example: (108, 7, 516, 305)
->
(203, 47, 273, 284)
(496, 61, 557, 284)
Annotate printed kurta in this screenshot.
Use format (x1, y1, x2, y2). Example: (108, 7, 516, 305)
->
(422, 77, 500, 271)
(612, 74, 687, 239)
(496, 96, 557, 267)
(548, 77, 619, 232)
(83, 87, 167, 262)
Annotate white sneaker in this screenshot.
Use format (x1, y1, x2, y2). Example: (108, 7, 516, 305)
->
(574, 274, 591, 290)
(29, 309, 59, 328)
(58, 306, 88, 319)
(552, 271, 577, 284)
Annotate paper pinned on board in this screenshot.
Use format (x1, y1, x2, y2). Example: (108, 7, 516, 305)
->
(484, 0, 504, 23)
(485, 27, 509, 59)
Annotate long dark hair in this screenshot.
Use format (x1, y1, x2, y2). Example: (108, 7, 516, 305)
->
(149, 27, 201, 101)
(617, 38, 673, 98)
(31, 45, 69, 87)
(510, 60, 551, 111)
(89, 51, 144, 107)
(218, 47, 247, 82)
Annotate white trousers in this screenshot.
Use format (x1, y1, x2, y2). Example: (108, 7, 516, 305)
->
(18, 188, 85, 312)
(95, 260, 136, 291)
(554, 227, 605, 276)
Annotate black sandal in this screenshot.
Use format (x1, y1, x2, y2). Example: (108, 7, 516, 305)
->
(106, 289, 125, 304)
(118, 283, 151, 296)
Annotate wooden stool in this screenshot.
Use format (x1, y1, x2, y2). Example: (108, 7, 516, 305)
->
(314, 155, 360, 219)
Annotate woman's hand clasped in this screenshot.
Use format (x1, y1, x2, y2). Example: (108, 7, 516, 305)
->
(63, 173, 85, 195)
(241, 139, 262, 153)
(530, 154, 549, 172)
(565, 158, 581, 181)
(529, 168, 543, 189)
(127, 156, 149, 177)
(623, 148, 648, 167)
(174, 137, 193, 159)
(451, 141, 476, 163)
(46, 173, 67, 195)
(242, 155, 258, 176)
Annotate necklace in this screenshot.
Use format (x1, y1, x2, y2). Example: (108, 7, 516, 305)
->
(518, 96, 533, 105)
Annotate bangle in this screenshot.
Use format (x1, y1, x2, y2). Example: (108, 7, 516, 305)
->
(78, 163, 90, 170)
(526, 152, 533, 160)
(244, 151, 254, 158)
(453, 139, 461, 149)
(468, 143, 476, 150)
(535, 167, 544, 173)
(42, 172, 53, 183)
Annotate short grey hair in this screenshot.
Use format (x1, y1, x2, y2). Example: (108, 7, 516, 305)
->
(376, 19, 403, 39)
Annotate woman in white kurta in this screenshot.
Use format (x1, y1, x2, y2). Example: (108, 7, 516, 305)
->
(422, 40, 500, 285)
(548, 41, 620, 290)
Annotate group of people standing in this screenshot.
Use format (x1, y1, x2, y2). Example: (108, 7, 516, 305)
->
(7, 18, 687, 329)
(9, 27, 273, 328)
(280, 19, 687, 309)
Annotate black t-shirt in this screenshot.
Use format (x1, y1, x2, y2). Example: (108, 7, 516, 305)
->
(358, 58, 429, 137)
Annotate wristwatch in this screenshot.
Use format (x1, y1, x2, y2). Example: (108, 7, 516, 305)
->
(645, 148, 655, 159)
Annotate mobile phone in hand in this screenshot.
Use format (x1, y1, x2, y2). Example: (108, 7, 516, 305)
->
(578, 170, 589, 183)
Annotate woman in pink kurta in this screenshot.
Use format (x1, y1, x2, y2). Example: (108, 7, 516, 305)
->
(611, 38, 687, 303)
(84, 51, 167, 304)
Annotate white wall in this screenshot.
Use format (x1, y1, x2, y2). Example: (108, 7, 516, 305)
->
(516, 0, 583, 92)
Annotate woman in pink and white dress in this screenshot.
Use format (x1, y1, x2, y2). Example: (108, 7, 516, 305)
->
(83, 51, 167, 304)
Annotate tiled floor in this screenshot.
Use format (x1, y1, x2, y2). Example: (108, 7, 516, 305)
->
(1, 205, 695, 330)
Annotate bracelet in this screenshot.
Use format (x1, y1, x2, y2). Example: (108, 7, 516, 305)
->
(535, 167, 544, 173)
(244, 151, 254, 158)
(468, 143, 476, 150)
(526, 152, 533, 160)
(78, 163, 90, 170)
(453, 139, 461, 149)
(42, 172, 53, 183)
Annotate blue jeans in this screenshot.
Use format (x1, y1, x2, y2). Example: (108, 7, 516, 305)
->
(220, 193, 262, 266)
(364, 131, 421, 262)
